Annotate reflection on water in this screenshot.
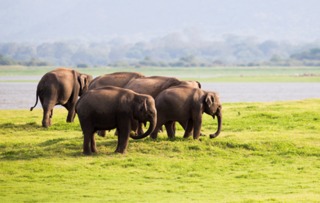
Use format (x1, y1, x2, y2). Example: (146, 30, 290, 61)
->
(0, 81, 319, 109)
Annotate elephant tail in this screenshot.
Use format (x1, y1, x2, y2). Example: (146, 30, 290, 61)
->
(30, 91, 39, 111)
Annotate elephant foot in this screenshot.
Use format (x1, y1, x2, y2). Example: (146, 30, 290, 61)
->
(114, 148, 126, 154)
(114, 145, 126, 154)
(42, 121, 50, 128)
(83, 150, 92, 156)
(91, 148, 98, 153)
(168, 135, 175, 140)
(150, 134, 157, 139)
(66, 119, 73, 123)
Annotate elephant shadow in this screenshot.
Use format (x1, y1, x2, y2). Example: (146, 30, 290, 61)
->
(0, 125, 119, 160)
(0, 122, 42, 131)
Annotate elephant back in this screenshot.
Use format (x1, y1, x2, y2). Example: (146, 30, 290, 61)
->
(88, 72, 145, 90)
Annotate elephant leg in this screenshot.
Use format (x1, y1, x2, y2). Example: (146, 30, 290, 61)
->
(130, 119, 139, 135)
(183, 119, 194, 138)
(83, 128, 95, 155)
(115, 129, 130, 154)
(49, 109, 53, 126)
(90, 133, 97, 153)
(150, 128, 159, 139)
(172, 122, 176, 135)
(150, 117, 165, 139)
(42, 103, 54, 128)
(192, 116, 202, 140)
(165, 121, 175, 139)
(115, 121, 130, 153)
(65, 102, 76, 123)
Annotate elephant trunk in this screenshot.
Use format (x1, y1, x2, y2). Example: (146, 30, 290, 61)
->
(130, 116, 156, 140)
(210, 108, 222, 139)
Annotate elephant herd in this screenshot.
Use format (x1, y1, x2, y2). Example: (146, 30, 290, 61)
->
(30, 68, 222, 154)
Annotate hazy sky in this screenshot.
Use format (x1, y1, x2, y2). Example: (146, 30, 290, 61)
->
(1, 0, 319, 42)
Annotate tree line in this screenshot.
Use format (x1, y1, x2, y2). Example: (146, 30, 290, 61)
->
(0, 35, 319, 67)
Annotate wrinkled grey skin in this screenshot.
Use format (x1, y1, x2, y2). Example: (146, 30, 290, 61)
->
(88, 72, 145, 90)
(30, 68, 93, 128)
(76, 86, 157, 154)
(150, 86, 222, 140)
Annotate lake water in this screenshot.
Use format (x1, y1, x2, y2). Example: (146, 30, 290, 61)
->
(0, 76, 319, 109)
(202, 82, 320, 102)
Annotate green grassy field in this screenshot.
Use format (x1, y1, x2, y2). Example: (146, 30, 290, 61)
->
(1, 65, 320, 82)
(1, 99, 319, 202)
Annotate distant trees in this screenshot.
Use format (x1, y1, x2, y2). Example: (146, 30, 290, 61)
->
(288, 48, 320, 66)
(0, 54, 16, 65)
(0, 54, 49, 66)
(290, 48, 320, 60)
(0, 35, 319, 67)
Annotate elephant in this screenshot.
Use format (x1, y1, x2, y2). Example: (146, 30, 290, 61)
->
(148, 86, 222, 140)
(123, 76, 189, 134)
(30, 68, 93, 128)
(88, 71, 146, 136)
(75, 86, 157, 154)
(93, 75, 194, 136)
(88, 71, 145, 90)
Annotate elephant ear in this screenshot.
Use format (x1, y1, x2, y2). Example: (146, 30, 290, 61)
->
(205, 93, 215, 107)
(196, 81, 201, 89)
(78, 75, 86, 88)
(140, 98, 148, 112)
(78, 74, 90, 95)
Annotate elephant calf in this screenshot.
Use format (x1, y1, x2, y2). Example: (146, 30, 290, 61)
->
(75, 86, 157, 154)
(30, 68, 93, 127)
(149, 86, 222, 140)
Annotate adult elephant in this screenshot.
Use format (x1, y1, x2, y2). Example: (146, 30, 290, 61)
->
(76, 86, 157, 154)
(30, 68, 93, 128)
(148, 86, 222, 140)
(88, 72, 145, 90)
(123, 76, 185, 134)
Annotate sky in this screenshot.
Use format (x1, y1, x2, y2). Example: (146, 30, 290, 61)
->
(0, 0, 319, 43)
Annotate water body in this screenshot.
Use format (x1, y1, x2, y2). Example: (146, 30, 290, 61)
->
(202, 82, 320, 103)
(0, 81, 319, 109)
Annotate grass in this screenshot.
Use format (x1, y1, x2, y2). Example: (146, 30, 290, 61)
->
(1, 65, 320, 82)
(0, 99, 319, 202)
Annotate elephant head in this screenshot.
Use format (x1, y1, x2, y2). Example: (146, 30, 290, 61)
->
(203, 92, 222, 138)
(130, 95, 157, 140)
(78, 73, 93, 96)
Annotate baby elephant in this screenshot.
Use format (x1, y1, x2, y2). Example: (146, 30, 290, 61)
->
(76, 86, 157, 154)
(150, 86, 222, 139)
